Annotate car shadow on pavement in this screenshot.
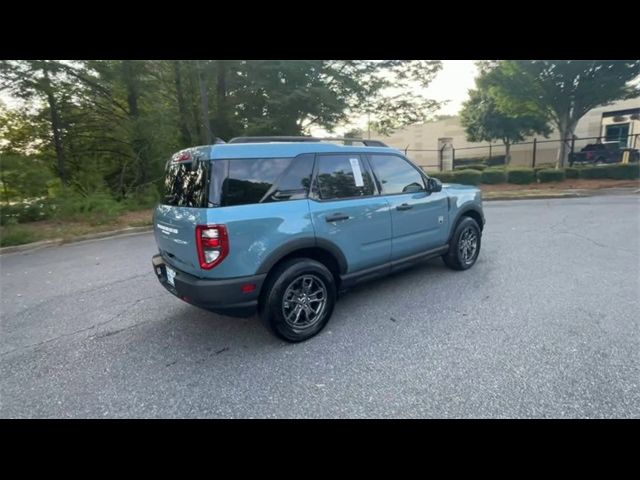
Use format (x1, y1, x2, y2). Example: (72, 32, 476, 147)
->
(145, 256, 455, 353)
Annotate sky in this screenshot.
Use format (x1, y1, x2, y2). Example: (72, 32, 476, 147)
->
(311, 60, 478, 136)
(421, 60, 478, 115)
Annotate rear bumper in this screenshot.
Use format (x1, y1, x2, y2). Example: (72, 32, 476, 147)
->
(152, 254, 266, 317)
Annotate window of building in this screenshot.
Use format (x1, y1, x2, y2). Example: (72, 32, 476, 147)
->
(605, 124, 630, 147)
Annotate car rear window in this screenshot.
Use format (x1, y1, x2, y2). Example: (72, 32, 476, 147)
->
(162, 155, 315, 208)
(162, 159, 211, 208)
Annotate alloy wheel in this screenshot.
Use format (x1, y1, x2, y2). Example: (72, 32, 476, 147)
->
(281, 274, 328, 329)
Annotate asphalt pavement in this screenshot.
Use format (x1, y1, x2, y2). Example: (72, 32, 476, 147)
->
(1, 194, 639, 418)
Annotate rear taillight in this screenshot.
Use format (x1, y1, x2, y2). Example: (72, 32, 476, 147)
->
(196, 225, 229, 269)
(173, 151, 191, 163)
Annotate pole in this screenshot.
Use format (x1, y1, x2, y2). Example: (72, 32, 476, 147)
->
(532, 138, 537, 168)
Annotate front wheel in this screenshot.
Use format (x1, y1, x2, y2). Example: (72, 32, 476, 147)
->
(260, 258, 336, 342)
(442, 217, 481, 271)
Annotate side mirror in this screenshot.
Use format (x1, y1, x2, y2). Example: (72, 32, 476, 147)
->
(426, 177, 442, 192)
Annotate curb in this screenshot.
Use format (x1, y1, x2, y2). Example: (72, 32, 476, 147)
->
(483, 186, 639, 202)
(484, 192, 584, 201)
(0, 226, 153, 255)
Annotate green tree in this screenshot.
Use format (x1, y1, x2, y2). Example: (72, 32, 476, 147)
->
(347, 60, 443, 135)
(59, 60, 181, 198)
(478, 60, 640, 166)
(0, 104, 55, 201)
(0, 60, 444, 208)
(232, 60, 443, 136)
(343, 128, 364, 139)
(460, 89, 551, 165)
(0, 60, 77, 185)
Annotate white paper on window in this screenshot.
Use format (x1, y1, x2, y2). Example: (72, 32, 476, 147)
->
(349, 158, 364, 187)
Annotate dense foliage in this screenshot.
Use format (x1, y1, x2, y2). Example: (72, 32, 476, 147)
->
(460, 88, 550, 165)
(0, 60, 443, 207)
(433, 163, 639, 186)
(537, 168, 565, 182)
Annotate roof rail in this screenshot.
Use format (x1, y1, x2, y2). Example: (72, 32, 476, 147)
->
(227, 136, 388, 147)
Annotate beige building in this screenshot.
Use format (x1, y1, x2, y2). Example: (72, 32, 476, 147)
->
(379, 98, 640, 170)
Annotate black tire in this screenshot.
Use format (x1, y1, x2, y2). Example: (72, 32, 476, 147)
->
(259, 258, 337, 342)
(442, 216, 481, 271)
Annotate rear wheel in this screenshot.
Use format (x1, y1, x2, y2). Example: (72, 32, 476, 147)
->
(260, 258, 336, 342)
(442, 216, 481, 271)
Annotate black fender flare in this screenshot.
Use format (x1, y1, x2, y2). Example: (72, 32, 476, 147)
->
(255, 237, 348, 275)
(449, 205, 485, 242)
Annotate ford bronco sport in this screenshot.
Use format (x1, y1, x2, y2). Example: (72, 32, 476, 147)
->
(152, 136, 485, 342)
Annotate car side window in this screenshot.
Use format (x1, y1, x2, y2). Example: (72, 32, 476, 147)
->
(261, 154, 314, 203)
(313, 154, 374, 200)
(221, 158, 292, 207)
(369, 154, 425, 195)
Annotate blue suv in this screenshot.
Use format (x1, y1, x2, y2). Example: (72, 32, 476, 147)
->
(152, 137, 485, 342)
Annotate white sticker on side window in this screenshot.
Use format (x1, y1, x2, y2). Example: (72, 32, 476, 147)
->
(349, 158, 364, 187)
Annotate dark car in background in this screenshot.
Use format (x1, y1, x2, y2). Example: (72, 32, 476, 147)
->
(569, 141, 640, 166)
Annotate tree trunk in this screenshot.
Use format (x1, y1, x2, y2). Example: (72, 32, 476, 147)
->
(118, 160, 128, 199)
(0, 154, 9, 200)
(197, 60, 212, 145)
(122, 61, 147, 184)
(555, 114, 576, 168)
(173, 60, 193, 146)
(556, 133, 567, 169)
(185, 62, 202, 142)
(42, 63, 67, 186)
(216, 60, 228, 140)
(122, 61, 139, 119)
(504, 140, 511, 166)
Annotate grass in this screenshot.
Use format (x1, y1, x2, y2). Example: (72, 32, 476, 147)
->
(0, 208, 153, 248)
(479, 178, 639, 200)
(0, 225, 38, 247)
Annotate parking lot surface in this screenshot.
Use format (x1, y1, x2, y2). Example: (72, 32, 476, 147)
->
(1, 194, 638, 418)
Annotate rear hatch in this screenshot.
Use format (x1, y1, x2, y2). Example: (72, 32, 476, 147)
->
(154, 150, 224, 277)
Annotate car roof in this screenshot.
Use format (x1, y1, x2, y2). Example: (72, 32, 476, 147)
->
(178, 142, 403, 160)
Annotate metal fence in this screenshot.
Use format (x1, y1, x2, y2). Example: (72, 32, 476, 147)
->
(403, 134, 640, 172)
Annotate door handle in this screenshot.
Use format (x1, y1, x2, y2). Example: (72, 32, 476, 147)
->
(396, 203, 413, 211)
(325, 213, 350, 222)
